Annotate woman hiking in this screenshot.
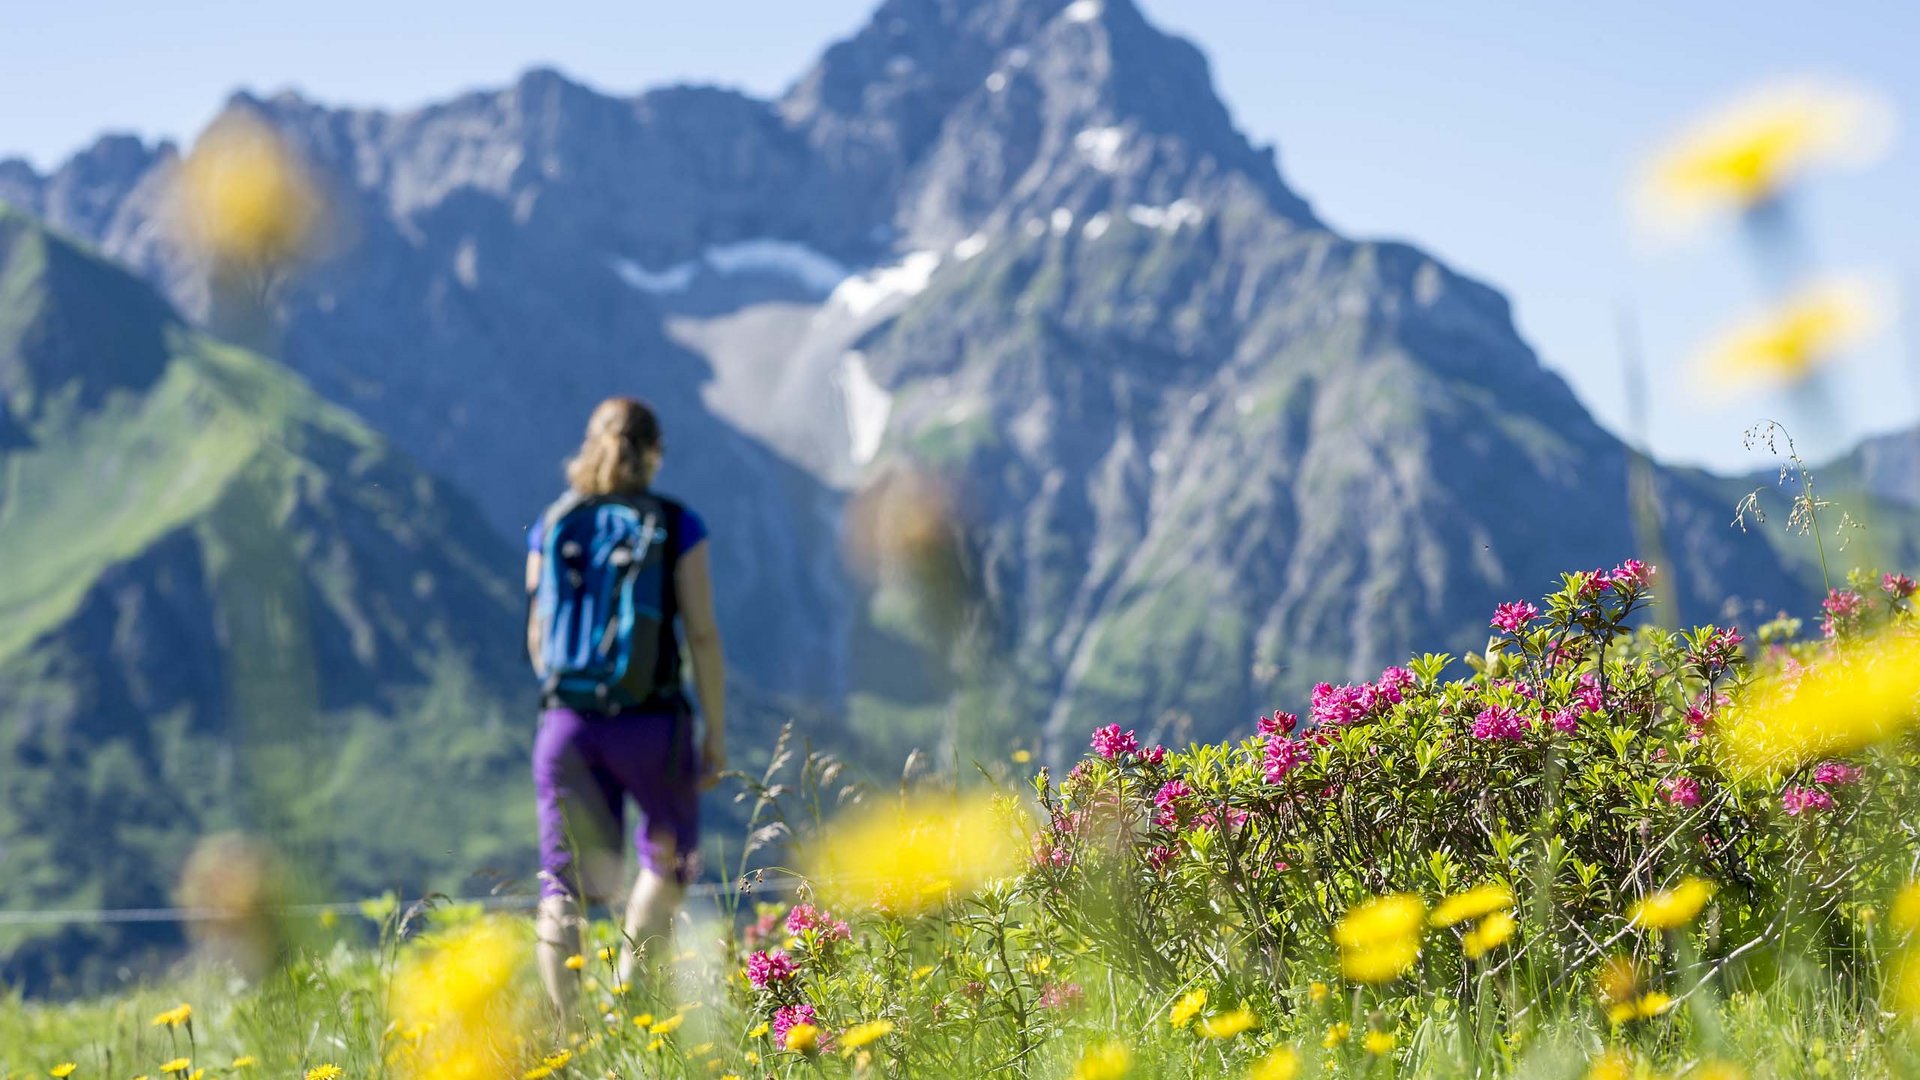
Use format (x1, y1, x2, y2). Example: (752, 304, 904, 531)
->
(525, 396, 726, 1019)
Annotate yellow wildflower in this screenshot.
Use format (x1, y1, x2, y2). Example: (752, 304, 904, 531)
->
(564, 954, 586, 971)
(1722, 630, 1920, 776)
(150, 1004, 193, 1029)
(1070, 1042, 1132, 1080)
(1247, 1048, 1300, 1080)
(1334, 894, 1426, 983)
(1168, 988, 1208, 1028)
(598, 945, 619, 963)
(649, 1014, 685, 1035)
(1696, 1062, 1748, 1080)
(1694, 277, 1883, 389)
(631, 1014, 655, 1029)
(805, 791, 1029, 914)
(1629, 878, 1715, 931)
(1894, 884, 1920, 934)
(391, 917, 525, 1026)
(1012, 749, 1033, 763)
(1463, 910, 1517, 960)
(160, 1063, 191, 1077)
(523, 1068, 553, 1080)
(1430, 882, 1513, 927)
(1195, 1007, 1258, 1040)
(306, 1068, 343, 1080)
(542, 1050, 573, 1068)
(645, 1038, 663, 1053)
(171, 110, 324, 268)
(50, 1066, 77, 1079)
(747, 1021, 769, 1038)
(839, 1020, 894, 1051)
(1586, 1049, 1636, 1080)
(1323, 1022, 1351, 1048)
(784, 1023, 820, 1054)
(231, 1060, 257, 1071)
(1307, 981, 1329, 1003)
(1636, 991, 1675, 1019)
(1638, 79, 1892, 224)
(1363, 1029, 1396, 1055)
(187, 1071, 205, 1080)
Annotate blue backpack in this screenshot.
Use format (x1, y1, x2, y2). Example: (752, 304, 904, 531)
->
(531, 492, 681, 713)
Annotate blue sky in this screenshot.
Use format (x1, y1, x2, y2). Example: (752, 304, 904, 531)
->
(5, 0, 1917, 472)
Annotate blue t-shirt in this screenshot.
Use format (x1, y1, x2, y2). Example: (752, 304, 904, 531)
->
(526, 496, 708, 560)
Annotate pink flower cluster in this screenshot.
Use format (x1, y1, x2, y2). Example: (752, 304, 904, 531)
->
(1310, 681, 1377, 727)
(1821, 588, 1866, 637)
(1141, 745, 1167, 766)
(1782, 785, 1834, 817)
(1688, 627, 1743, 675)
(1812, 760, 1862, 787)
(746, 949, 798, 988)
(1491, 601, 1540, 635)
(1884, 573, 1917, 598)
(1258, 711, 1298, 737)
(1037, 982, 1085, 1011)
(1471, 705, 1528, 742)
(1153, 779, 1192, 828)
(1610, 559, 1655, 589)
(785, 903, 851, 942)
(1145, 844, 1177, 871)
(1545, 708, 1578, 735)
(1663, 776, 1702, 808)
(1572, 672, 1605, 716)
(772, 1004, 827, 1049)
(1376, 666, 1416, 703)
(1264, 736, 1309, 783)
(1090, 723, 1139, 760)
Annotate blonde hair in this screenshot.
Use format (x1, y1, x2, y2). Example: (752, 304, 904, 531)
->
(565, 397, 663, 496)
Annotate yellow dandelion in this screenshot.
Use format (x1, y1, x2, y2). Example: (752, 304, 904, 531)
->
(598, 945, 619, 963)
(839, 1020, 894, 1051)
(1013, 749, 1033, 763)
(747, 1021, 770, 1038)
(231, 1060, 257, 1071)
(160, 1063, 192, 1076)
(1334, 893, 1426, 984)
(1430, 882, 1513, 927)
(1070, 1042, 1132, 1080)
(1363, 1029, 1396, 1055)
(170, 110, 324, 268)
(1323, 1021, 1351, 1048)
(564, 954, 586, 971)
(50, 1065, 77, 1079)
(911, 965, 935, 980)
(1463, 910, 1517, 960)
(1637, 79, 1893, 224)
(542, 1050, 572, 1069)
(1721, 630, 1920, 776)
(306, 1067, 344, 1080)
(1629, 877, 1715, 931)
(1586, 1049, 1636, 1080)
(1195, 1006, 1258, 1040)
(1893, 883, 1920, 933)
(1247, 1047, 1300, 1080)
(187, 1071, 205, 1080)
(631, 1014, 655, 1029)
(804, 790, 1029, 914)
(1635, 991, 1675, 1019)
(645, 1038, 663, 1053)
(1888, 946, 1920, 1018)
(784, 1023, 820, 1054)
(1168, 987, 1208, 1028)
(391, 916, 526, 1027)
(524, 1069, 553, 1080)
(1307, 981, 1329, 1003)
(150, 1003, 193, 1029)
(1694, 276, 1884, 389)
(649, 1014, 685, 1035)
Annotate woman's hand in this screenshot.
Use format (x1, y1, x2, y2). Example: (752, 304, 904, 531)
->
(699, 732, 727, 790)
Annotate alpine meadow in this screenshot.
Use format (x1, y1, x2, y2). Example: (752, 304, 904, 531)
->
(4, 0, 1920, 1078)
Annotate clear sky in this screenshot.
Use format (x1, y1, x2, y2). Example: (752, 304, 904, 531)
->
(5, 0, 1917, 473)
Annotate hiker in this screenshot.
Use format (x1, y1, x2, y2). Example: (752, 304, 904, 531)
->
(525, 396, 726, 1017)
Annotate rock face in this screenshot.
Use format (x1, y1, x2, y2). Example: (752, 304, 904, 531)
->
(1, 0, 1820, 767)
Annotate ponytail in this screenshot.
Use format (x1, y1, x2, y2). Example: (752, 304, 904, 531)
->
(565, 397, 662, 496)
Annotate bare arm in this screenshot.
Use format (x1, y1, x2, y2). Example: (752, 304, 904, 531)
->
(676, 540, 727, 787)
(525, 552, 542, 664)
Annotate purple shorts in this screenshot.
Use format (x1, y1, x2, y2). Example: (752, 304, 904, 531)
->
(533, 705, 700, 899)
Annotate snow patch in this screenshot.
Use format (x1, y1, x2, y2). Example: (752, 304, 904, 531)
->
(829, 250, 942, 318)
(610, 256, 699, 294)
(1074, 127, 1126, 173)
(985, 71, 1008, 93)
(839, 352, 893, 466)
(1064, 0, 1103, 22)
(953, 233, 991, 261)
(704, 240, 850, 294)
(1082, 212, 1112, 240)
(1126, 200, 1206, 231)
(1049, 208, 1075, 235)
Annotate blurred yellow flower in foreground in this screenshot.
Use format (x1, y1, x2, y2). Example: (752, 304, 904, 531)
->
(1462, 910, 1516, 960)
(838, 1020, 893, 1051)
(1630, 878, 1715, 931)
(391, 917, 532, 1080)
(784, 1024, 819, 1054)
(160, 1061, 191, 1075)
(1638, 79, 1893, 224)
(1696, 1061, 1748, 1080)
(1195, 1007, 1258, 1040)
(1323, 1022, 1351, 1048)
(1334, 894, 1426, 983)
(1694, 276, 1883, 389)
(804, 790, 1028, 914)
(1721, 631, 1920, 776)
(1070, 1042, 1132, 1080)
(1430, 882, 1513, 927)
(1892, 883, 1920, 933)
(151, 1003, 193, 1028)
(1586, 1050, 1636, 1080)
(1247, 1048, 1299, 1080)
(1363, 1029, 1397, 1055)
(172, 111, 324, 269)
